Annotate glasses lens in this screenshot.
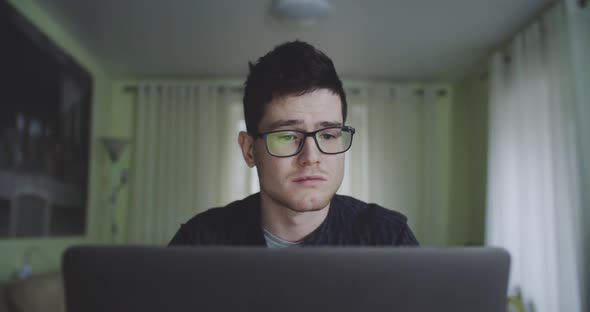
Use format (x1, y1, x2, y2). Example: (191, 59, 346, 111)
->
(264, 127, 354, 157)
(265, 131, 302, 156)
(316, 127, 352, 154)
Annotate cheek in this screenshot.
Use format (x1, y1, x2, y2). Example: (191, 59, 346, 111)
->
(254, 147, 286, 180)
(252, 143, 269, 167)
(331, 155, 346, 173)
(330, 156, 346, 186)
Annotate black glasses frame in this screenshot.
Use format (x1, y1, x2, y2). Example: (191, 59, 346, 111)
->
(255, 126, 356, 158)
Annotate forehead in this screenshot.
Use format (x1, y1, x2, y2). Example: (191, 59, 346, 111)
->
(259, 89, 343, 131)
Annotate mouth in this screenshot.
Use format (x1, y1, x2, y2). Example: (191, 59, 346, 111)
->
(292, 175, 327, 186)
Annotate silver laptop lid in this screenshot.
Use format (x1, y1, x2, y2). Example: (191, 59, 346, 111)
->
(63, 246, 510, 312)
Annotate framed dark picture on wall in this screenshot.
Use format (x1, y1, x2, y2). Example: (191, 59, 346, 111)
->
(0, 0, 92, 238)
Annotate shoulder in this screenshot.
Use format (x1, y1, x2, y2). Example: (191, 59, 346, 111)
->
(186, 194, 258, 230)
(168, 194, 259, 245)
(191, 198, 252, 224)
(332, 194, 409, 225)
(331, 194, 419, 246)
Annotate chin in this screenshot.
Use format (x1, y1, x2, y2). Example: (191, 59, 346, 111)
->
(261, 184, 338, 213)
(286, 192, 332, 213)
(287, 204, 326, 213)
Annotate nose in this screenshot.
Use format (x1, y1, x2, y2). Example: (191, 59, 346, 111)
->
(298, 136, 321, 166)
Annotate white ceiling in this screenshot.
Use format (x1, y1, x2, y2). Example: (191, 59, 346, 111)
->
(33, 0, 554, 80)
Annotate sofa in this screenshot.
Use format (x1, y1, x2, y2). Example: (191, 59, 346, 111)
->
(0, 272, 64, 312)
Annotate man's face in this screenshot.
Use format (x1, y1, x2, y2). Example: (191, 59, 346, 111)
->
(240, 89, 345, 213)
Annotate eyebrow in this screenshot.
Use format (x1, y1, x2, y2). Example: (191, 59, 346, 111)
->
(319, 121, 343, 128)
(267, 119, 303, 130)
(265, 119, 343, 131)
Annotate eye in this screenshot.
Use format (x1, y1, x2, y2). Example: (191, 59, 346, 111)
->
(318, 129, 342, 140)
(320, 133, 336, 140)
(270, 131, 300, 143)
(277, 134, 297, 141)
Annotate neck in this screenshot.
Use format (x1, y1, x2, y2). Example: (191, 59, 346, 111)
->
(259, 193, 330, 242)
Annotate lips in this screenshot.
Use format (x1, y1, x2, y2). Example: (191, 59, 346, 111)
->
(293, 175, 327, 186)
(293, 175, 326, 182)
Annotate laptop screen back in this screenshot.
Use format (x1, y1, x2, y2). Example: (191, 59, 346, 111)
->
(63, 246, 510, 312)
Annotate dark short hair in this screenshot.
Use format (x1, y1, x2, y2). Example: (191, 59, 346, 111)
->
(243, 40, 347, 135)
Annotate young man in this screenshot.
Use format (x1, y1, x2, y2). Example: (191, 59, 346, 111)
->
(169, 41, 418, 247)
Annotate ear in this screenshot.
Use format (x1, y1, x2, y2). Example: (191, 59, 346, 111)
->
(238, 131, 256, 168)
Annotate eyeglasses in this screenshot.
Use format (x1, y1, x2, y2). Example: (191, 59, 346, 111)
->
(255, 126, 355, 157)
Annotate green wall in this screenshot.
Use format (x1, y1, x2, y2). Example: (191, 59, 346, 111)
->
(0, 0, 113, 282)
(417, 83, 454, 246)
(0, 3, 488, 276)
(107, 82, 135, 244)
(448, 69, 488, 246)
(566, 0, 590, 308)
(0, 2, 501, 281)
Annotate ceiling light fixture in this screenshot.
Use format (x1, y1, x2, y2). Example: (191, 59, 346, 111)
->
(271, 0, 331, 25)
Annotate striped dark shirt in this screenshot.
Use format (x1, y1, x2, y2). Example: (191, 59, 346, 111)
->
(168, 193, 419, 247)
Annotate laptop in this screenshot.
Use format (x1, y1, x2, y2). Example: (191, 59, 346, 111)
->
(62, 246, 510, 312)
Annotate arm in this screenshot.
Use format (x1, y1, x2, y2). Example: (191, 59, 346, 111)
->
(394, 224, 419, 246)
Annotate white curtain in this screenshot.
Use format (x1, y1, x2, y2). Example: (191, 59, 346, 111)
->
(126, 80, 452, 246)
(486, 3, 583, 312)
(365, 83, 452, 245)
(127, 81, 244, 245)
(339, 84, 370, 201)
